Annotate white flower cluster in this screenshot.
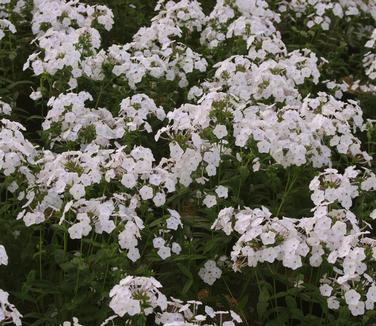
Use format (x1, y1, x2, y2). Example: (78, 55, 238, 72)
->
(201, 0, 281, 53)
(0, 118, 36, 177)
(274, 1, 376, 92)
(0, 246, 22, 325)
(0, 17, 16, 40)
(105, 0, 207, 89)
(0, 0, 24, 40)
(165, 87, 368, 169)
(277, 0, 376, 30)
(0, 289, 22, 326)
(233, 92, 369, 167)
(43, 92, 125, 147)
(43, 91, 168, 147)
(198, 260, 222, 285)
(119, 94, 166, 133)
(212, 166, 376, 315)
(1, 0, 375, 322)
(109, 276, 167, 317)
(31, 0, 113, 35)
(24, 0, 114, 88)
(14, 140, 197, 261)
(20, 0, 371, 180)
(107, 276, 242, 325)
(309, 166, 361, 209)
(156, 0, 369, 172)
(209, 50, 320, 104)
(152, 209, 183, 259)
(364, 28, 376, 80)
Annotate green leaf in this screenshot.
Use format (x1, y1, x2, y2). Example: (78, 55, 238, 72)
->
(182, 278, 193, 294)
(177, 263, 193, 279)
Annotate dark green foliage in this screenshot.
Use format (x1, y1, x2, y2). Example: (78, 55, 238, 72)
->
(0, 0, 375, 325)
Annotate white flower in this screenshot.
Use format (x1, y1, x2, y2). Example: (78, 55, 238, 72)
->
(153, 192, 166, 207)
(213, 124, 228, 139)
(153, 237, 165, 249)
(30, 91, 42, 101)
(69, 183, 85, 200)
(203, 194, 217, 208)
(0, 100, 11, 115)
(171, 242, 182, 254)
(166, 209, 182, 230)
(260, 231, 275, 245)
(366, 285, 376, 302)
(110, 294, 140, 317)
(139, 185, 153, 200)
(349, 301, 365, 316)
(0, 245, 8, 265)
(127, 247, 141, 262)
(0, 289, 22, 325)
(327, 296, 340, 310)
(252, 158, 261, 172)
(212, 207, 234, 235)
(23, 212, 45, 227)
(109, 276, 167, 318)
(215, 185, 228, 198)
(319, 284, 332, 297)
(157, 246, 171, 260)
(345, 289, 361, 306)
(198, 260, 222, 285)
(7, 181, 18, 193)
(121, 173, 137, 188)
(68, 221, 91, 239)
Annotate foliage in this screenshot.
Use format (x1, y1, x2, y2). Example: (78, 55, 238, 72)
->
(0, 0, 376, 325)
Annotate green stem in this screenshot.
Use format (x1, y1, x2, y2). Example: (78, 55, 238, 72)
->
(223, 278, 250, 326)
(74, 240, 84, 295)
(39, 228, 43, 280)
(276, 168, 298, 217)
(267, 264, 279, 318)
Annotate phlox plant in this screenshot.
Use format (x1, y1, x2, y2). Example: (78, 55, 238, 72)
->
(0, 0, 376, 325)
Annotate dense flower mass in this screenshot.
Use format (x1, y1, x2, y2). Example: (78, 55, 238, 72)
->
(0, 0, 375, 324)
(106, 276, 242, 325)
